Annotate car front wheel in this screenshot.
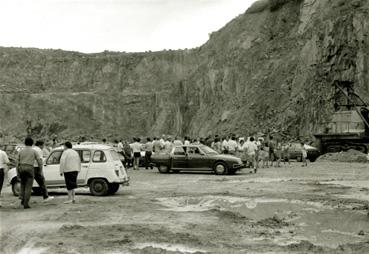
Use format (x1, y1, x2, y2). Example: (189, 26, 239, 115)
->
(158, 165, 170, 173)
(214, 162, 228, 175)
(11, 179, 20, 196)
(89, 179, 109, 196)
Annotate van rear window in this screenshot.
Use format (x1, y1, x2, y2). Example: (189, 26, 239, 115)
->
(93, 150, 106, 162)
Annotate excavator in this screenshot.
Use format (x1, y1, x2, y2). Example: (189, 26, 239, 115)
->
(314, 81, 369, 154)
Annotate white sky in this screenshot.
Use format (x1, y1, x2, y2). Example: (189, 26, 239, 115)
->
(0, 0, 257, 53)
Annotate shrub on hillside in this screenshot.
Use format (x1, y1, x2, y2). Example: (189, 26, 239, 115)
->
(268, 0, 300, 11)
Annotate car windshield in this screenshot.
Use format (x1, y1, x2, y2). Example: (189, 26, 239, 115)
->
(199, 145, 218, 155)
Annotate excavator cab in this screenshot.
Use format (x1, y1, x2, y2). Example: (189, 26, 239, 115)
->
(314, 82, 369, 154)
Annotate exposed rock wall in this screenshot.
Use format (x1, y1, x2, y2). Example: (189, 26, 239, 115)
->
(0, 0, 368, 141)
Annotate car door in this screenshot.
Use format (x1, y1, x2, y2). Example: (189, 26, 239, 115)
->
(87, 149, 108, 178)
(43, 150, 65, 186)
(171, 146, 188, 169)
(186, 147, 209, 170)
(76, 149, 91, 184)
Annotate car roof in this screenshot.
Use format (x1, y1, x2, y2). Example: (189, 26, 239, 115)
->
(53, 144, 113, 151)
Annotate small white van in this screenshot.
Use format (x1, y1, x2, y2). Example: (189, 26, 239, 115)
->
(7, 144, 129, 196)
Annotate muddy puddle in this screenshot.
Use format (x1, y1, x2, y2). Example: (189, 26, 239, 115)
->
(157, 195, 369, 248)
(133, 242, 206, 253)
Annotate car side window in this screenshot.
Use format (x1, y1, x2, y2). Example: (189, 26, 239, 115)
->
(46, 151, 63, 165)
(174, 147, 185, 155)
(92, 150, 107, 163)
(78, 150, 91, 163)
(187, 147, 201, 154)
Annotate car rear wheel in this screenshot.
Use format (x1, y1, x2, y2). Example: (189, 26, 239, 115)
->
(158, 165, 170, 174)
(214, 162, 228, 175)
(11, 179, 20, 196)
(89, 179, 109, 196)
(108, 183, 120, 195)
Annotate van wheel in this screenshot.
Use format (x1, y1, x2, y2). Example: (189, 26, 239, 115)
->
(12, 179, 20, 196)
(158, 165, 170, 174)
(108, 183, 120, 195)
(214, 162, 228, 175)
(89, 179, 109, 196)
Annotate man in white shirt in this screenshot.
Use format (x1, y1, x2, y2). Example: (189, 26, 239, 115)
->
(33, 140, 54, 201)
(246, 137, 258, 173)
(130, 138, 142, 170)
(159, 135, 166, 150)
(0, 147, 10, 205)
(164, 137, 173, 153)
(221, 136, 230, 154)
(117, 140, 124, 154)
(184, 136, 190, 146)
(228, 137, 238, 155)
(173, 137, 183, 146)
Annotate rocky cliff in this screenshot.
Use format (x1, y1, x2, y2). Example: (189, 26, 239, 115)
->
(0, 0, 368, 141)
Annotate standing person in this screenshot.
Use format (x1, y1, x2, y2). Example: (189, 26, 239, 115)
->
(301, 142, 308, 167)
(164, 137, 173, 153)
(130, 138, 142, 170)
(221, 136, 229, 154)
(246, 137, 259, 173)
(192, 138, 200, 145)
(153, 137, 162, 153)
(237, 138, 247, 164)
(17, 137, 43, 209)
(33, 140, 54, 201)
(0, 146, 10, 207)
(159, 135, 166, 151)
(184, 136, 190, 146)
(282, 141, 291, 166)
(228, 136, 238, 155)
(117, 139, 124, 155)
(268, 136, 276, 167)
(123, 141, 133, 168)
(173, 137, 183, 146)
(213, 137, 222, 153)
(144, 137, 153, 170)
(275, 142, 282, 167)
(59, 142, 81, 204)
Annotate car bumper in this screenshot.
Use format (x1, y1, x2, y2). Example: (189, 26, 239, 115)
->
(232, 164, 245, 170)
(113, 176, 130, 186)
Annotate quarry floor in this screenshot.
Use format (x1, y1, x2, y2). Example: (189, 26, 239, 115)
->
(1, 161, 369, 254)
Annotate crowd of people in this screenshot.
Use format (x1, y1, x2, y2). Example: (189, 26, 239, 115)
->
(0, 137, 80, 208)
(0, 134, 310, 209)
(112, 134, 310, 172)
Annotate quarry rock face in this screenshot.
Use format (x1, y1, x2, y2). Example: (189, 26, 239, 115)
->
(0, 0, 368, 141)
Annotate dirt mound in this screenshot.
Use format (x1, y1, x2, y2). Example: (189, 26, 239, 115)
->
(255, 214, 290, 228)
(58, 224, 86, 232)
(318, 149, 369, 163)
(210, 208, 248, 221)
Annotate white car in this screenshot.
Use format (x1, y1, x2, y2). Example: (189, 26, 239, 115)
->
(7, 144, 129, 196)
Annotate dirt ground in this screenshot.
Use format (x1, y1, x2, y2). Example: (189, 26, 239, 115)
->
(1, 161, 369, 254)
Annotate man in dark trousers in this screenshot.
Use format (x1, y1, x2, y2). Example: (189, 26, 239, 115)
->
(17, 137, 43, 209)
(144, 137, 153, 169)
(33, 140, 54, 201)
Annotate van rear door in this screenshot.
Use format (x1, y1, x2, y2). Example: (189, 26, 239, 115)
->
(76, 149, 91, 184)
